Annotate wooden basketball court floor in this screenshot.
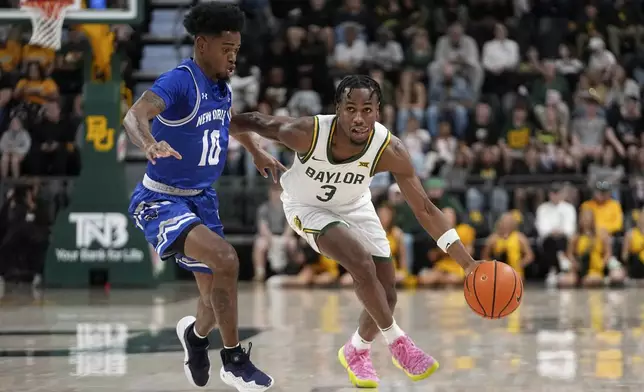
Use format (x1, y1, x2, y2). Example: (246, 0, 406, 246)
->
(1, 283, 643, 392)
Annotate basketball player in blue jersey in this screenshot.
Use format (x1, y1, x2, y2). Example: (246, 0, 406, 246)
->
(123, 3, 278, 391)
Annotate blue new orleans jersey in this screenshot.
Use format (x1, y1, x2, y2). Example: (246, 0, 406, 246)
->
(128, 58, 233, 274)
(147, 58, 231, 190)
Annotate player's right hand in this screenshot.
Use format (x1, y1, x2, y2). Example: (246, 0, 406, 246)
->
(145, 141, 182, 164)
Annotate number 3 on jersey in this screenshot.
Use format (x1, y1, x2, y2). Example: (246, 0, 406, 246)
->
(198, 129, 222, 166)
(317, 185, 337, 202)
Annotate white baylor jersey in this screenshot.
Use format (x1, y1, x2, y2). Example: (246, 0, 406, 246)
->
(280, 114, 391, 208)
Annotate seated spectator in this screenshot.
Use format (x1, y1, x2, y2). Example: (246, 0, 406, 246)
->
(531, 60, 571, 135)
(287, 76, 322, 117)
(252, 182, 298, 281)
(535, 183, 577, 283)
(466, 102, 499, 151)
(426, 62, 472, 138)
(581, 181, 624, 236)
(395, 69, 426, 135)
(534, 93, 568, 149)
(418, 207, 475, 286)
(13, 62, 59, 117)
(605, 65, 640, 109)
(606, 0, 644, 57)
(622, 208, 644, 283)
(587, 37, 617, 82)
(559, 208, 611, 287)
(554, 44, 584, 89)
(481, 212, 534, 279)
(0, 116, 30, 178)
(29, 102, 67, 176)
(367, 26, 403, 74)
(258, 66, 290, 114)
(605, 91, 642, 161)
(481, 23, 519, 97)
(403, 29, 432, 76)
(467, 147, 508, 216)
(423, 121, 459, 177)
(338, 203, 408, 286)
(429, 22, 483, 94)
(499, 103, 534, 171)
(330, 23, 367, 82)
(570, 91, 607, 164)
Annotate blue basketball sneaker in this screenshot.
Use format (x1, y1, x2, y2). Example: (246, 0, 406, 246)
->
(219, 343, 274, 391)
(176, 316, 211, 387)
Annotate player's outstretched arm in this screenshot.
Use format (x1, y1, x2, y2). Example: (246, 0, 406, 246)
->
(228, 109, 287, 182)
(375, 135, 477, 274)
(124, 90, 181, 164)
(230, 112, 315, 155)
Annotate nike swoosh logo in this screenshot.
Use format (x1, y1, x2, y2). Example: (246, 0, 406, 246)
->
(311, 157, 324, 161)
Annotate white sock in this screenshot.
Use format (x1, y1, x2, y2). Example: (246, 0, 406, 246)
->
(193, 325, 207, 339)
(224, 343, 240, 350)
(380, 320, 405, 344)
(350, 329, 372, 351)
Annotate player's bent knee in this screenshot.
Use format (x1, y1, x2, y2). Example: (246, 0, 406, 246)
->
(200, 241, 239, 276)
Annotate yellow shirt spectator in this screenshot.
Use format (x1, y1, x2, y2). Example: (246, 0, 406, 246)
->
(581, 198, 623, 234)
(0, 40, 22, 73)
(15, 62, 59, 105)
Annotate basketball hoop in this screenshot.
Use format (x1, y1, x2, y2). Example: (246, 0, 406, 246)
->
(20, 0, 76, 50)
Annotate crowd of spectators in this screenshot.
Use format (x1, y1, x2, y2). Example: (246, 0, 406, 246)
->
(0, 2, 135, 294)
(242, 0, 644, 288)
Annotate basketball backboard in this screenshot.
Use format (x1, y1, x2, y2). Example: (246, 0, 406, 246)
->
(0, 0, 142, 24)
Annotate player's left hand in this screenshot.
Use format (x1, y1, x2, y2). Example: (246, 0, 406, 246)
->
(252, 149, 287, 183)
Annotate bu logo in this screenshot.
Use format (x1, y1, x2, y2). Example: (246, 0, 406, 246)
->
(69, 213, 129, 248)
(201, 93, 208, 100)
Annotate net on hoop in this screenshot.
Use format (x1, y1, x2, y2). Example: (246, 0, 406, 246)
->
(20, 0, 75, 51)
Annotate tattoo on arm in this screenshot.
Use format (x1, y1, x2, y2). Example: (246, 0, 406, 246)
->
(123, 91, 165, 151)
(142, 91, 166, 112)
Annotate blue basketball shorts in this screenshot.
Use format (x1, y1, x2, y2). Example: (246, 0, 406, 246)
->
(128, 183, 223, 274)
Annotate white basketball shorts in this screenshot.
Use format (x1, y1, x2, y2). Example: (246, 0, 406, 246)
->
(282, 200, 391, 259)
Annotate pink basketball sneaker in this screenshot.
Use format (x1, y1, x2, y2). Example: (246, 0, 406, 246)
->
(389, 335, 439, 381)
(338, 342, 379, 388)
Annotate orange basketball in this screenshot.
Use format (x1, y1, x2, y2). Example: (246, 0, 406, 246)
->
(464, 261, 523, 319)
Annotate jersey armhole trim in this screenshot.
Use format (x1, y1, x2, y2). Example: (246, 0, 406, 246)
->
(156, 65, 201, 127)
(297, 115, 319, 164)
(370, 131, 392, 176)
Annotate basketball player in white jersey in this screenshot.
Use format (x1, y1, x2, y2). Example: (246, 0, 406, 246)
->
(231, 75, 480, 388)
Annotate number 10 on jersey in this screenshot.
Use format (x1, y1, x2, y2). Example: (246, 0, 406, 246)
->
(198, 129, 222, 166)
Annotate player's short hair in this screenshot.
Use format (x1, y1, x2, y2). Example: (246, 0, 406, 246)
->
(334, 75, 382, 106)
(183, 2, 245, 37)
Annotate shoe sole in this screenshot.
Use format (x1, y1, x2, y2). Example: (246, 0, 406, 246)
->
(220, 366, 274, 392)
(392, 356, 440, 381)
(337, 346, 379, 388)
(176, 315, 211, 388)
